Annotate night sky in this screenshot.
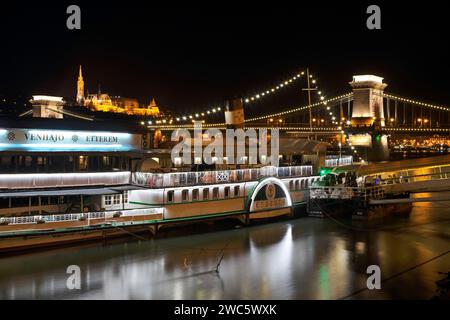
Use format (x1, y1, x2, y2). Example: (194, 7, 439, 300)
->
(1, 1, 449, 117)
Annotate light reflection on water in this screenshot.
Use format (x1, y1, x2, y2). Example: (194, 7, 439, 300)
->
(0, 193, 449, 300)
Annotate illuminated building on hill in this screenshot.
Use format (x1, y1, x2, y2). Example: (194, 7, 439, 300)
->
(76, 66, 160, 116)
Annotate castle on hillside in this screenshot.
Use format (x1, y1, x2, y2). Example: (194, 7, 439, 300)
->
(76, 65, 160, 116)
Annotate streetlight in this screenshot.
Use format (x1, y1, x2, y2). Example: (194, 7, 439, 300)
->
(338, 142, 342, 165)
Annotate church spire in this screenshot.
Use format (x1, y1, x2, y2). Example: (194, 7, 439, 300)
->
(76, 65, 85, 105)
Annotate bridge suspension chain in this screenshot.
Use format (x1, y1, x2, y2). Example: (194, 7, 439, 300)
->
(244, 93, 353, 123)
(382, 93, 450, 112)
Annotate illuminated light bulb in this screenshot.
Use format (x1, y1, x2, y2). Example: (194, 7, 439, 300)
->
(309, 75, 312, 78)
(245, 98, 249, 103)
(312, 80, 316, 84)
(266, 90, 270, 94)
(288, 79, 292, 83)
(212, 108, 216, 113)
(148, 120, 153, 125)
(207, 111, 210, 114)
(261, 92, 265, 96)
(271, 88, 275, 92)
(182, 116, 187, 120)
(201, 112, 205, 116)
(297, 74, 301, 77)
(251, 97, 255, 101)
(176, 118, 180, 121)
(280, 84, 284, 87)
(318, 91, 322, 94)
(284, 81, 288, 85)
(140, 121, 145, 125)
(320, 96, 325, 101)
(329, 112, 333, 115)
(162, 119, 167, 123)
(189, 115, 193, 119)
(301, 71, 305, 75)
(276, 86, 279, 89)
(346, 120, 351, 125)
(217, 107, 221, 111)
(256, 95, 260, 99)
(326, 106, 330, 110)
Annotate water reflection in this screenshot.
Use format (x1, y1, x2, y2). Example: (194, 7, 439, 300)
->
(0, 194, 449, 299)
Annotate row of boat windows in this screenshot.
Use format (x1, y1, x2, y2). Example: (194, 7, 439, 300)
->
(165, 177, 319, 204)
(167, 185, 241, 203)
(288, 178, 319, 191)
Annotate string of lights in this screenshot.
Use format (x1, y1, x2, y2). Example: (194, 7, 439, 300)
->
(306, 75, 365, 164)
(382, 93, 450, 112)
(142, 68, 310, 126)
(243, 71, 305, 103)
(244, 93, 353, 123)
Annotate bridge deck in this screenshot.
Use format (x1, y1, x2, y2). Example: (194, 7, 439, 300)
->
(354, 154, 450, 176)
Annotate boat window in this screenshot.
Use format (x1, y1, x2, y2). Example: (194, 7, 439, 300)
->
(192, 189, 199, 201)
(234, 185, 240, 197)
(113, 195, 121, 205)
(203, 188, 209, 200)
(295, 180, 300, 190)
(167, 190, 174, 203)
(213, 187, 219, 200)
(104, 195, 112, 206)
(182, 189, 189, 202)
(289, 180, 294, 191)
(224, 186, 230, 198)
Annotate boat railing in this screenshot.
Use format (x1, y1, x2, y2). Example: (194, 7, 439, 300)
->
(0, 171, 131, 189)
(309, 186, 385, 201)
(132, 165, 313, 188)
(0, 207, 163, 226)
(325, 155, 353, 167)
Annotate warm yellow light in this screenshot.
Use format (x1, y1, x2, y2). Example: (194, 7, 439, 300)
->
(312, 118, 317, 122)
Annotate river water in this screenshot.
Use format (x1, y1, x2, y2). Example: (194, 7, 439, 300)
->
(0, 193, 449, 300)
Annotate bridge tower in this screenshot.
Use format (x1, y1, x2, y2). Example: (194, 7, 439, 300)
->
(348, 75, 389, 161)
(350, 75, 387, 127)
(225, 98, 245, 129)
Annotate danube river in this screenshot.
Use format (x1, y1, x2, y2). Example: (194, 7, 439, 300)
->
(0, 193, 449, 300)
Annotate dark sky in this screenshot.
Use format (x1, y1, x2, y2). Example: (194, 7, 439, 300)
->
(1, 1, 449, 117)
